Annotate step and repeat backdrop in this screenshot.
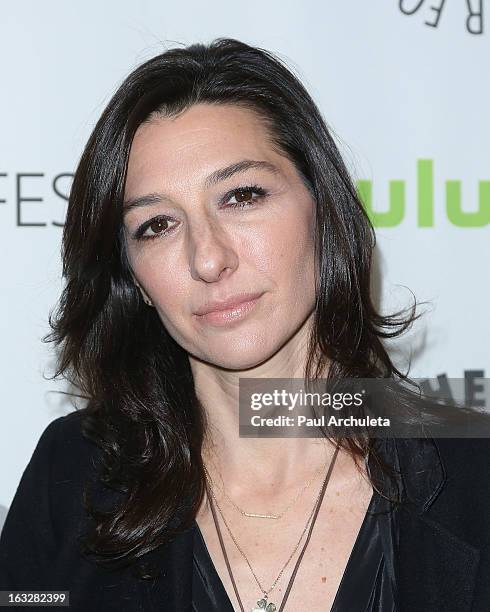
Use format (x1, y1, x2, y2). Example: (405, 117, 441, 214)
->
(0, 1, 488, 525)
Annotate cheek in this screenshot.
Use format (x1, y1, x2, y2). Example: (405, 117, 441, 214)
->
(130, 250, 186, 309)
(264, 209, 316, 286)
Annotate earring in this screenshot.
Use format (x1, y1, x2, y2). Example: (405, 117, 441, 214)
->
(134, 280, 153, 307)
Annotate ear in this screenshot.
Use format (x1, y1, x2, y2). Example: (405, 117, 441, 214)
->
(131, 273, 154, 307)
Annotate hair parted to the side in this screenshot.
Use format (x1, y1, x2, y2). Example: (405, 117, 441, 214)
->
(44, 37, 426, 576)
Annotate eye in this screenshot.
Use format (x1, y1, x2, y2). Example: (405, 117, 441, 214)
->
(225, 185, 268, 209)
(133, 216, 176, 241)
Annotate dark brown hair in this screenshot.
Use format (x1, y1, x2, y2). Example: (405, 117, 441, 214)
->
(45, 37, 428, 574)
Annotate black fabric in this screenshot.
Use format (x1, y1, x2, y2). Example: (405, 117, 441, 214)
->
(1, 409, 490, 611)
(192, 487, 397, 612)
(330, 493, 396, 612)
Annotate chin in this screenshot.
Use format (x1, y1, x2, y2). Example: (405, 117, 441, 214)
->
(196, 338, 277, 371)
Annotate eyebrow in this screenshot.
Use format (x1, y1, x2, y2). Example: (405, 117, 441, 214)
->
(122, 159, 281, 216)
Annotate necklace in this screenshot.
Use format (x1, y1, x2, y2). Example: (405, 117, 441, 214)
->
(204, 443, 340, 612)
(206, 473, 319, 608)
(203, 461, 327, 520)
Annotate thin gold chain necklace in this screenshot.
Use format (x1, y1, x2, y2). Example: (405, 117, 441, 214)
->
(203, 461, 326, 520)
(204, 444, 340, 612)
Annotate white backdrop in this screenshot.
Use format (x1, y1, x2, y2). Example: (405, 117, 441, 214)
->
(1, 1, 488, 526)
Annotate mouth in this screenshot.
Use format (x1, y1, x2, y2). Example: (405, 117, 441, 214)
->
(193, 292, 264, 327)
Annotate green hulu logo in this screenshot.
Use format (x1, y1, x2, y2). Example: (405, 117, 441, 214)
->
(357, 159, 490, 228)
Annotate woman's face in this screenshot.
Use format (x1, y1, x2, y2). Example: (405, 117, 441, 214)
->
(123, 102, 317, 370)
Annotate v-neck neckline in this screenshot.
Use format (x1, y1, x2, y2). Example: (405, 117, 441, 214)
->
(192, 491, 379, 611)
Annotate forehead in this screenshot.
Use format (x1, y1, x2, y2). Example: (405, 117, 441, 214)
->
(126, 103, 280, 177)
(136, 101, 270, 141)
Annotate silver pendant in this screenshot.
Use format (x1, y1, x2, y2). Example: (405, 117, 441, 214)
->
(252, 597, 277, 612)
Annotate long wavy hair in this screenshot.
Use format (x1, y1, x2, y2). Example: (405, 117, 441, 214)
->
(45, 37, 428, 574)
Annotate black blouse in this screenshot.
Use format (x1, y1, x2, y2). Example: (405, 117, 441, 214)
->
(192, 488, 398, 611)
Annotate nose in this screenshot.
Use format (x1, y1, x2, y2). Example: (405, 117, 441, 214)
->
(188, 216, 239, 283)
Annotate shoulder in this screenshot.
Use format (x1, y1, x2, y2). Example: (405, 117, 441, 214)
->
(393, 436, 490, 498)
(28, 409, 101, 483)
(425, 437, 490, 547)
(42, 407, 90, 443)
(30, 408, 91, 448)
(47, 408, 100, 462)
(9, 408, 98, 480)
(433, 437, 490, 491)
(40, 409, 112, 510)
(7, 409, 104, 533)
(0, 409, 103, 589)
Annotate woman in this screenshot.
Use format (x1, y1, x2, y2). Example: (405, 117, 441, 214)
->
(1, 38, 490, 612)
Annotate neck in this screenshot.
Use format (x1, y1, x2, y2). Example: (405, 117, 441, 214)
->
(189, 332, 359, 496)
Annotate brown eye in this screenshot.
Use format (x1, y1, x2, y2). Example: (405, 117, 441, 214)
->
(149, 219, 168, 234)
(226, 185, 267, 208)
(133, 215, 176, 241)
(234, 188, 253, 203)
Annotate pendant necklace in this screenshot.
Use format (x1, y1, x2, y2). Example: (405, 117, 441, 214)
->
(203, 460, 326, 520)
(204, 443, 340, 612)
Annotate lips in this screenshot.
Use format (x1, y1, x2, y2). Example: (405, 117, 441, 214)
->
(194, 291, 265, 316)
